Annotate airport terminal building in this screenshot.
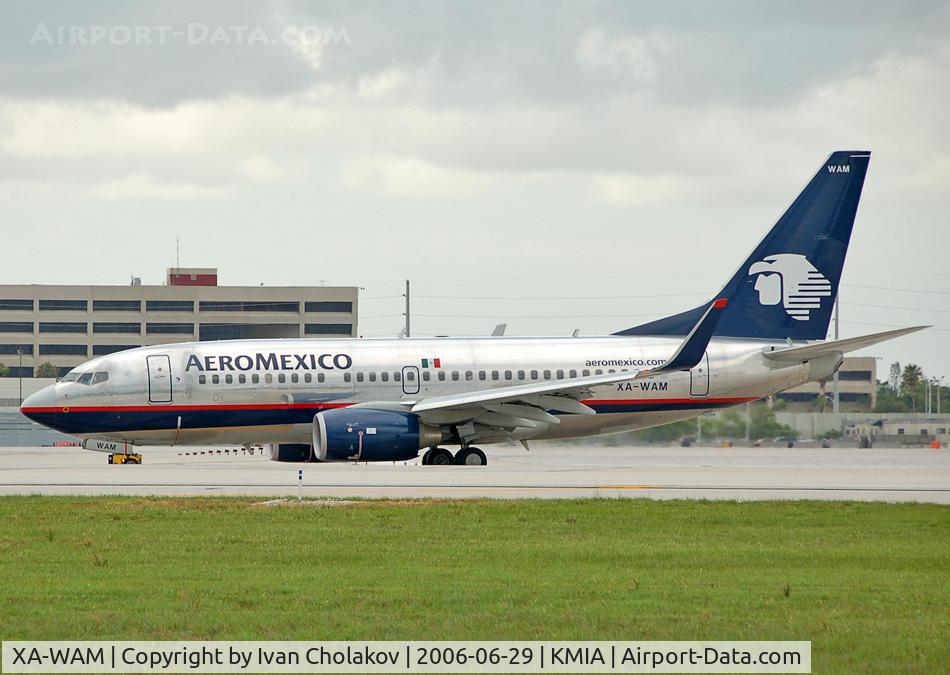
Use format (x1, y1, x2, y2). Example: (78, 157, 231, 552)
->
(0, 268, 358, 377)
(776, 356, 877, 412)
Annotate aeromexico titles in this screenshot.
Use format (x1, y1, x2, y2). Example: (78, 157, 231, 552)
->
(21, 151, 925, 466)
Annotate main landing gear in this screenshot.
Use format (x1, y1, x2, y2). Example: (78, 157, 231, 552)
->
(421, 446, 488, 466)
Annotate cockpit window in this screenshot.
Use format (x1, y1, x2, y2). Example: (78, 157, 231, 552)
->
(62, 371, 81, 382)
(91, 372, 109, 385)
(77, 373, 94, 385)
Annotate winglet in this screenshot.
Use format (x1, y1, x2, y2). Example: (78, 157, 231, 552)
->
(644, 298, 727, 374)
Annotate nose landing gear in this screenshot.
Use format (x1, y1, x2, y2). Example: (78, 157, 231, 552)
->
(420, 446, 488, 466)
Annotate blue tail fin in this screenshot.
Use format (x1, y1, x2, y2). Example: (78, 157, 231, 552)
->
(615, 150, 870, 341)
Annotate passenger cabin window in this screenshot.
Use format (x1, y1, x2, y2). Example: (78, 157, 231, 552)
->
(239, 374, 246, 384)
(452, 371, 460, 381)
(344, 372, 351, 383)
(504, 370, 512, 380)
(530, 370, 538, 380)
(582, 369, 590, 377)
(318, 373, 325, 383)
(543, 370, 551, 379)
(437, 371, 445, 381)
(357, 372, 364, 382)
(394, 372, 401, 382)
(466, 371, 473, 381)
(291, 373, 298, 383)
(369, 372, 377, 382)
(479, 371, 486, 381)
(211, 374, 220, 384)
(422, 371, 430, 381)
(491, 370, 499, 380)
(595, 369, 603, 375)
(381, 372, 388, 382)
(198, 374, 207, 384)
(304, 373, 312, 383)
(265, 374, 273, 384)
(557, 370, 564, 379)
(225, 374, 233, 384)
(517, 370, 525, 380)
(91, 372, 109, 385)
(569, 369, 577, 378)
(252, 374, 260, 384)
(278, 373, 286, 383)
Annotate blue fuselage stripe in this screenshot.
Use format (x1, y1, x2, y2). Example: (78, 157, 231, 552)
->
(26, 400, 740, 435)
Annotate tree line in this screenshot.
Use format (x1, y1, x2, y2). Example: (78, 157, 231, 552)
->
(875, 363, 947, 413)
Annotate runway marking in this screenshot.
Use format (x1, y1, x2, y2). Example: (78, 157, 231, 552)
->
(600, 485, 658, 489)
(0, 482, 947, 493)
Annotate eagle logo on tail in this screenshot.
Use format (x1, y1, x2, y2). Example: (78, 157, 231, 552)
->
(748, 254, 831, 321)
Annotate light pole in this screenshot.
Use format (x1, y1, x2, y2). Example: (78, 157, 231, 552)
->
(934, 376, 944, 416)
(938, 376, 944, 415)
(832, 295, 840, 413)
(16, 348, 23, 407)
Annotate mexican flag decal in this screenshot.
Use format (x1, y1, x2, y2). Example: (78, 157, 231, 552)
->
(421, 358, 442, 368)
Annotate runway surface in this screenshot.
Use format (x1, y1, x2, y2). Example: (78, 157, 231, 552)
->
(1, 442, 948, 502)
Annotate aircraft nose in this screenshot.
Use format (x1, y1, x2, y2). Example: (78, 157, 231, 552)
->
(20, 385, 58, 423)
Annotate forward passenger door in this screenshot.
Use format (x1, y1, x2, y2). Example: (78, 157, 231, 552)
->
(146, 354, 173, 404)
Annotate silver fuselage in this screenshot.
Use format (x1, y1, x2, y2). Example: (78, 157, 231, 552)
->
(20, 335, 824, 446)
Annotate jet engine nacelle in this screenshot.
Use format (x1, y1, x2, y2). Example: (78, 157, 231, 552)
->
(312, 409, 441, 462)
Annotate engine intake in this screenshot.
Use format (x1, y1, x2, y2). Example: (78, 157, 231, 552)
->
(313, 408, 441, 462)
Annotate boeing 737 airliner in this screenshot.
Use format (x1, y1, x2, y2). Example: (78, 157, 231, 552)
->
(21, 151, 924, 465)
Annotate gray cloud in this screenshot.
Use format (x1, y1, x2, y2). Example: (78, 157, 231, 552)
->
(0, 0, 948, 377)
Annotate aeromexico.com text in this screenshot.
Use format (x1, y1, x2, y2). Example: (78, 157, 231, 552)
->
(185, 353, 352, 372)
(585, 358, 665, 367)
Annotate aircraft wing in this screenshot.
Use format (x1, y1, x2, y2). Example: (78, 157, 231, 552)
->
(762, 326, 927, 363)
(409, 298, 728, 424)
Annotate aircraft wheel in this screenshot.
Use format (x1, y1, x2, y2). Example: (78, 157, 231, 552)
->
(425, 448, 454, 465)
(455, 447, 487, 466)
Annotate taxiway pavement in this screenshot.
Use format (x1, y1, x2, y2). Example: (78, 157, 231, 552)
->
(0, 443, 947, 502)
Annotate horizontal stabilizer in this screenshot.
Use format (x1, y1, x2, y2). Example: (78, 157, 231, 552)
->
(762, 326, 927, 363)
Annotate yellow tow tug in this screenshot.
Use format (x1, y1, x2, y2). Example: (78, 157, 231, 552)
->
(107, 452, 142, 465)
(81, 439, 142, 465)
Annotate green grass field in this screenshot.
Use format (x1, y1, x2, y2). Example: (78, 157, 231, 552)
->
(1, 497, 947, 672)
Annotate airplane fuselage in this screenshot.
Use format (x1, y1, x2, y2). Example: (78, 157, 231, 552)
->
(20, 335, 822, 446)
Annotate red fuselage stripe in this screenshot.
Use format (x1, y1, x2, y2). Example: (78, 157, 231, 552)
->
(20, 403, 352, 413)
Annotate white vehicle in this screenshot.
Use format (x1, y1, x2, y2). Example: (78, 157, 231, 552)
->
(21, 151, 922, 465)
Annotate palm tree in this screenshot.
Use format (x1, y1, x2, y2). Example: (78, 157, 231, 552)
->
(34, 362, 59, 379)
(901, 364, 924, 412)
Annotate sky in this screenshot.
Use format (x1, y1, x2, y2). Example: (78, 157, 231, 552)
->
(1, 1, 949, 381)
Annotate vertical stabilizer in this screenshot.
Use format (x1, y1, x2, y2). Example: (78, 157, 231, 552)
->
(616, 151, 870, 340)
